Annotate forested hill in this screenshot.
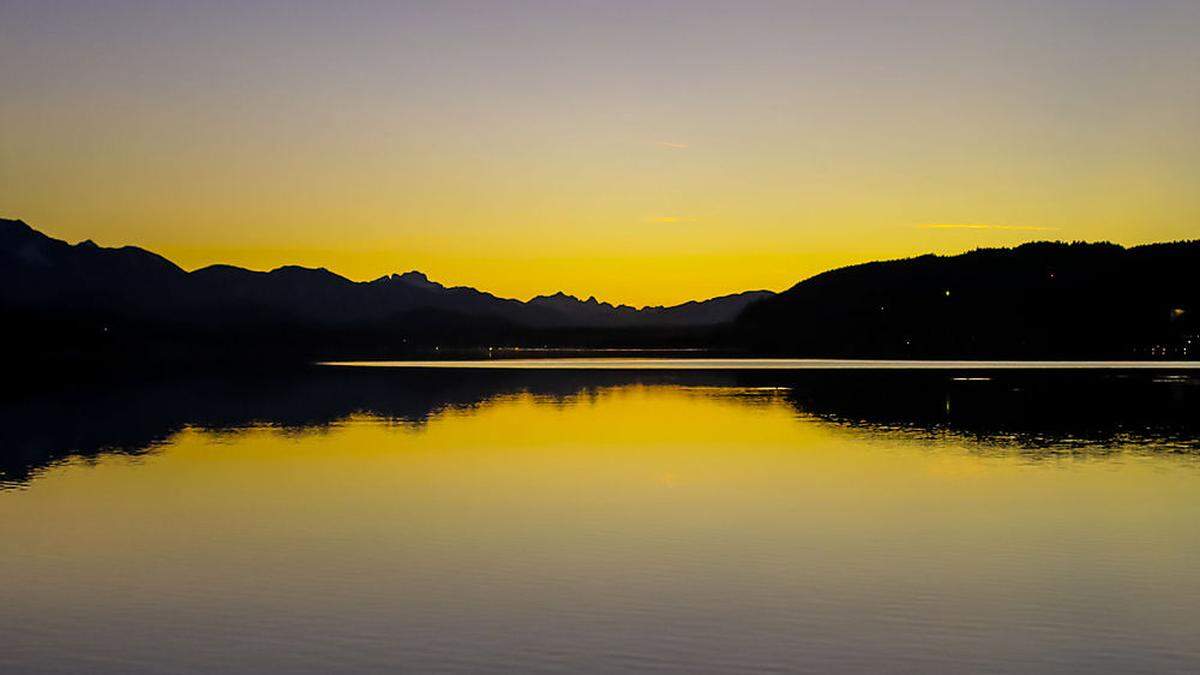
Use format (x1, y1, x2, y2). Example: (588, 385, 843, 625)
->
(734, 241, 1199, 359)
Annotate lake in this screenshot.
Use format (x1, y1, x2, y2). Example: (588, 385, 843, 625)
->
(3, 363, 1200, 673)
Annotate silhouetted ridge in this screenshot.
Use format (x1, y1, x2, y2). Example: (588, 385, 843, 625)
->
(7, 217, 1198, 360)
(0, 218, 772, 359)
(735, 240, 1200, 358)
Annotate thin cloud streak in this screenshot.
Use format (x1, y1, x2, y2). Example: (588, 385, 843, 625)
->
(917, 223, 1060, 232)
(655, 141, 689, 149)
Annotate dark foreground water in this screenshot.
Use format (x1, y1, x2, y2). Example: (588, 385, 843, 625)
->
(2, 364, 1200, 673)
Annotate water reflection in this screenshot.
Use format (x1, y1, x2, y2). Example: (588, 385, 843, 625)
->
(4, 366, 1199, 488)
(4, 366, 1200, 673)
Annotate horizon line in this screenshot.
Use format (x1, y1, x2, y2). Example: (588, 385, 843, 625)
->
(5, 216, 1197, 310)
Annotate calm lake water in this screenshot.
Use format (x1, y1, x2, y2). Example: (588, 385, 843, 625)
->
(3, 364, 1200, 673)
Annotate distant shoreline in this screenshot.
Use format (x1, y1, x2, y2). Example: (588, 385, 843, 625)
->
(6, 219, 1198, 363)
(320, 358, 1200, 370)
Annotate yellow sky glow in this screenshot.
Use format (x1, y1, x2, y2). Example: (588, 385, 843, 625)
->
(1, 2, 1197, 305)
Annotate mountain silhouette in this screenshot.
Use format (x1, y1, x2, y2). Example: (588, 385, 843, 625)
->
(734, 241, 1200, 358)
(4, 217, 1199, 361)
(0, 218, 770, 360)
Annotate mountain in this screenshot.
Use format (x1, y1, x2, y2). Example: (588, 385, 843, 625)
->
(0, 218, 772, 358)
(734, 241, 1200, 359)
(525, 289, 774, 328)
(9, 217, 1199, 362)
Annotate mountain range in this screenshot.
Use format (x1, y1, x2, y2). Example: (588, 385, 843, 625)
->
(3, 216, 1198, 362)
(0, 218, 771, 333)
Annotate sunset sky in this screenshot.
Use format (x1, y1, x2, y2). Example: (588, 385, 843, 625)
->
(2, 1, 1197, 306)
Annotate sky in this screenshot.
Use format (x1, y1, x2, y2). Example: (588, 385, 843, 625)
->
(2, 1, 1198, 306)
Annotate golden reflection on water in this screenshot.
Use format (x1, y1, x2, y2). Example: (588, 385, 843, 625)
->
(2, 382, 1199, 672)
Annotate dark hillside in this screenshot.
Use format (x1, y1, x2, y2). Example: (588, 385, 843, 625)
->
(735, 241, 1200, 358)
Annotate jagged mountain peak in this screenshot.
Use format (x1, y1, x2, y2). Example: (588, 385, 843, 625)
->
(393, 270, 443, 290)
(2, 219, 776, 331)
(0, 217, 35, 235)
